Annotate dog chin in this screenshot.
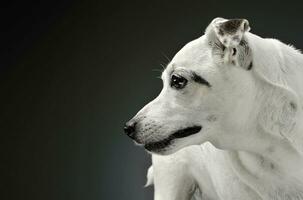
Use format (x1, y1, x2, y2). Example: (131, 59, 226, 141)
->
(145, 145, 177, 156)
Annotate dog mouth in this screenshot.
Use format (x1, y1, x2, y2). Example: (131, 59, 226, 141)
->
(144, 126, 202, 152)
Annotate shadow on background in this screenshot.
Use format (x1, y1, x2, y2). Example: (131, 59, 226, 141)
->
(1, 0, 303, 200)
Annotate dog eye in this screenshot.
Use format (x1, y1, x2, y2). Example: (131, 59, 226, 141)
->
(170, 74, 188, 89)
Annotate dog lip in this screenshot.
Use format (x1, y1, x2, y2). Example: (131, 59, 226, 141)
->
(172, 126, 202, 138)
(144, 137, 173, 152)
(144, 125, 202, 152)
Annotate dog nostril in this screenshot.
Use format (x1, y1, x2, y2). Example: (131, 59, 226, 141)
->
(123, 122, 137, 139)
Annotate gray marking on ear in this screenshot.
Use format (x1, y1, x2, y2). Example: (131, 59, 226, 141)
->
(232, 48, 237, 56)
(233, 35, 240, 42)
(212, 18, 250, 48)
(218, 28, 224, 36)
(206, 18, 253, 70)
(207, 115, 217, 122)
(220, 19, 248, 34)
(290, 102, 297, 110)
(247, 62, 253, 70)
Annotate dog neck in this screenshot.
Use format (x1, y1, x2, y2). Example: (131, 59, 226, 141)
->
(224, 149, 303, 200)
(215, 130, 303, 174)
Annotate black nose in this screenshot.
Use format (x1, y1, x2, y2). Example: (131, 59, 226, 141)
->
(124, 121, 136, 140)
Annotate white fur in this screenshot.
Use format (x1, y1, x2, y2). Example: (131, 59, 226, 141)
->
(130, 18, 303, 199)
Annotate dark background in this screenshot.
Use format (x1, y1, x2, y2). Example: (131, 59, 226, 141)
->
(1, 0, 303, 200)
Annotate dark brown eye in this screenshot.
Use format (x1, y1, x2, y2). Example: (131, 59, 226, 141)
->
(170, 74, 188, 89)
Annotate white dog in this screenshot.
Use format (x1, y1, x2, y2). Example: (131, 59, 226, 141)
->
(124, 18, 303, 200)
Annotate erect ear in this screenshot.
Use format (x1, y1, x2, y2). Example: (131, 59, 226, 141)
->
(205, 17, 253, 70)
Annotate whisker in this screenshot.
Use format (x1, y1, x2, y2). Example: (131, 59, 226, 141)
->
(160, 63, 166, 70)
(152, 69, 163, 72)
(161, 52, 171, 63)
(152, 68, 163, 79)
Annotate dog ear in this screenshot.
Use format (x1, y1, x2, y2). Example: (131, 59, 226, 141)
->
(205, 18, 253, 70)
(257, 80, 301, 150)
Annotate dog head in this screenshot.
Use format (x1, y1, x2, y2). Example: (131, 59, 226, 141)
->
(124, 18, 300, 155)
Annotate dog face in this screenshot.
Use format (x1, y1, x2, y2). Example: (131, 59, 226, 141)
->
(124, 18, 299, 155)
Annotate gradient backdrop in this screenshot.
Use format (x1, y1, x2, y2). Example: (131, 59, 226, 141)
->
(2, 1, 303, 200)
